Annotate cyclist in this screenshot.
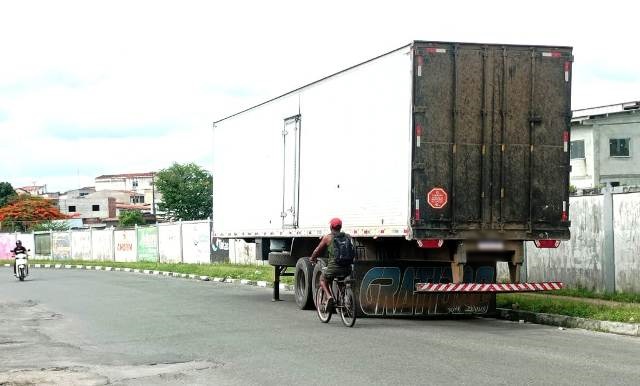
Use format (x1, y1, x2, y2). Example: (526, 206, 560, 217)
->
(309, 218, 352, 304)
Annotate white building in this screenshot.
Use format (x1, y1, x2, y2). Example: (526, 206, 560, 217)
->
(95, 172, 160, 211)
(570, 101, 640, 189)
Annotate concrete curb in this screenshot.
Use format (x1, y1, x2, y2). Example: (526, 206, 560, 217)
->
(496, 308, 640, 337)
(1, 263, 295, 292)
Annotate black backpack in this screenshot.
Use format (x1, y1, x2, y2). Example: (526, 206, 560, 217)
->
(333, 233, 355, 266)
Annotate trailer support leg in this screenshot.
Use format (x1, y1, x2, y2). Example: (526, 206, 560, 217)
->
(451, 242, 467, 284)
(273, 265, 282, 302)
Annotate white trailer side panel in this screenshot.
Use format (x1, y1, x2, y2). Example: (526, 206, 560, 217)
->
(213, 47, 412, 237)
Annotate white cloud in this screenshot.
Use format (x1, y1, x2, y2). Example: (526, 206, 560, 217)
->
(1, 0, 639, 191)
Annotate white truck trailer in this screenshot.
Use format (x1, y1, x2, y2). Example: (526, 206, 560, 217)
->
(212, 41, 572, 316)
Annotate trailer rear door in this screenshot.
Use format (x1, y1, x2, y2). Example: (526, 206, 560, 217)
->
(411, 42, 572, 240)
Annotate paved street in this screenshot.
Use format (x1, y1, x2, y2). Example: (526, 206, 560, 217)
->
(0, 268, 639, 385)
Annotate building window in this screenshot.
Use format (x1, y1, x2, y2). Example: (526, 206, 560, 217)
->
(132, 180, 139, 188)
(79, 192, 88, 197)
(130, 195, 145, 204)
(610, 138, 630, 157)
(570, 140, 585, 159)
(92, 204, 100, 211)
(68, 205, 76, 212)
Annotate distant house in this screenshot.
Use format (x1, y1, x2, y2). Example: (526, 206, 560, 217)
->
(58, 196, 117, 221)
(95, 172, 161, 213)
(16, 185, 47, 196)
(59, 186, 96, 200)
(571, 101, 640, 189)
(57, 189, 155, 226)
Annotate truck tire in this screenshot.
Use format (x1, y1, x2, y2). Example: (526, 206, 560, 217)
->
(268, 252, 297, 267)
(311, 259, 326, 305)
(294, 257, 314, 310)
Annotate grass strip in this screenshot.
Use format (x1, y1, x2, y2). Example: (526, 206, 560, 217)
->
(497, 293, 640, 324)
(549, 287, 640, 304)
(23, 259, 295, 284)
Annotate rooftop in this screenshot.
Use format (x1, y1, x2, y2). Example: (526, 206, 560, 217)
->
(572, 101, 640, 121)
(95, 172, 154, 180)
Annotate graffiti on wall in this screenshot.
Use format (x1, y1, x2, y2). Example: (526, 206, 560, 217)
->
(52, 232, 71, 260)
(34, 233, 51, 257)
(137, 227, 158, 262)
(182, 222, 210, 264)
(114, 230, 136, 262)
(356, 263, 496, 317)
(0, 233, 16, 259)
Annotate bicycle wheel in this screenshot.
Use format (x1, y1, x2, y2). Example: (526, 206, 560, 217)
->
(315, 287, 332, 323)
(339, 287, 356, 327)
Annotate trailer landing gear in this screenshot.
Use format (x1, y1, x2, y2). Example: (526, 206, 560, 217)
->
(272, 265, 293, 302)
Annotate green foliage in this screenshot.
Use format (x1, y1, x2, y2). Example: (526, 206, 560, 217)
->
(31, 220, 71, 232)
(155, 162, 212, 221)
(569, 184, 577, 195)
(552, 287, 640, 304)
(0, 182, 16, 207)
(497, 294, 640, 323)
(119, 210, 145, 228)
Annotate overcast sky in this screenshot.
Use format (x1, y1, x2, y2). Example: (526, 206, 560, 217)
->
(1, 0, 638, 192)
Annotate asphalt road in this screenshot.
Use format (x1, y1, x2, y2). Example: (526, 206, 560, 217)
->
(0, 268, 639, 385)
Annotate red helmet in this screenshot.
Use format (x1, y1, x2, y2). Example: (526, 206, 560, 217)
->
(329, 218, 342, 229)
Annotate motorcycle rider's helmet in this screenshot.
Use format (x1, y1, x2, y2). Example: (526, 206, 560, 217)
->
(16, 240, 22, 246)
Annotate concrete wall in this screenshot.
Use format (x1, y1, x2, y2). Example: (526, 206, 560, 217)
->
(613, 193, 640, 292)
(527, 191, 640, 293)
(527, 195, 604, 291)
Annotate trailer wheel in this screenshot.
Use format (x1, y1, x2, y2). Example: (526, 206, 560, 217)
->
(311, 259, 326, 305)
(294, 257, 314, 310)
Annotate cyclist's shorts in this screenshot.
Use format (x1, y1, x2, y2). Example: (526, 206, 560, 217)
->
(322, 266, 351, 282)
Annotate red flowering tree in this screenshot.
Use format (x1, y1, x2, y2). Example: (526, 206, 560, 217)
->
(0, 196, 72, 232)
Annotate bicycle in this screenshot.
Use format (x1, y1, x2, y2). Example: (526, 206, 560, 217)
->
(315, 268, 356, 327)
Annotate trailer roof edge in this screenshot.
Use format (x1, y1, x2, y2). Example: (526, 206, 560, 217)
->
(212, 43, 413, 125)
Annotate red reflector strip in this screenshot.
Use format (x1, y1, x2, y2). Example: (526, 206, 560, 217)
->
(563, 131, 569, 152)
(415, 282, 564, 293)
(416, 124, 422, 147)
(417, 239, 444, 248)
(426, 47, 446, 54)
(542, 51, 562, 58)
(534, 239, 561, 248)
(415, 199, 420, 220)
(417, 55, 424, 66)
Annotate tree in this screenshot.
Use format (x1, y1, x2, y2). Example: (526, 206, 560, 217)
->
(0, 182, 16, 207)
(155, 162, 212, 221)
(0, 195, 71, 232)
(31, 221, 71, 232)
(119, 210, 145, 228)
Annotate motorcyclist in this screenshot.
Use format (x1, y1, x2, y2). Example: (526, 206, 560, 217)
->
(11, 240, 27, 275)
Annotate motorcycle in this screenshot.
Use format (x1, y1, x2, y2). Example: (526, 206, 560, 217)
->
(14, 250, 29, 281)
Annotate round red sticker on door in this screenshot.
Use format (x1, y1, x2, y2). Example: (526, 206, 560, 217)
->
(427, 188, 448, 209)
